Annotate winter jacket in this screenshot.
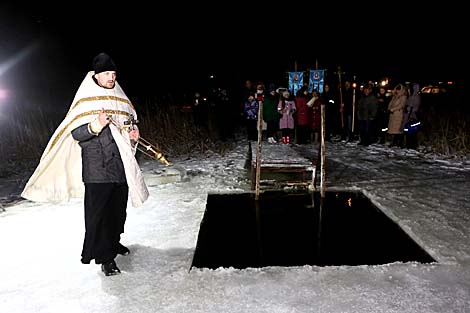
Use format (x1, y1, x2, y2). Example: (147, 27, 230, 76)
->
(405, 83, 421, 121)
(263, 93, 280, 122)
(278, 99, 296, 129)
(387, 84, 407, 134)
(71, 125, 127, 183)
(342, 87, 355, 115)
(244, 98, 259, 120)
(307, 96, 322, 130)
(376, 90, 391, 128)
(357, 92, 378, 121)
(295, 94, 312, 126)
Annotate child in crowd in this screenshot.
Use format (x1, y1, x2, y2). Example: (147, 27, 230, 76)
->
(278, 90, 296, 144)
(243, 92, 259, 141)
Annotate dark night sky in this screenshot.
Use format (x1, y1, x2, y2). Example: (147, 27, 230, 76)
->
(1, 3, 468, 104)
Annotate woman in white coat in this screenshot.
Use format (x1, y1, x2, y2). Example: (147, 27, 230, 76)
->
(387, 83, 408, 147)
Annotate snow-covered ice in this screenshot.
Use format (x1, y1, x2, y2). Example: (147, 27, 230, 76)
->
(1, 139, 469, 313)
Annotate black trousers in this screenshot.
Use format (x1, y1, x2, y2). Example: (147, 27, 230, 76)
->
(246, 119, 258, 141)
(359, 119, 375, 145)
(405, 133, 418, 149)
(296, 125, 311, 144)
(266, 120, 279, 139)
(81, 183, 128, 264)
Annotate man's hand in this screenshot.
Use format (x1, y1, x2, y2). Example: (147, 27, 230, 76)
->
(129, 129, 139, 141)
(98, 108, 110, 126)
(89, 107, 109, 135)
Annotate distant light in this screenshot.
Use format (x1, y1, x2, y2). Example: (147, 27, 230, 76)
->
(352, 82, 357, 88)
(0, 89, 8, 100)
(0, 41, 38, 78)
(447, 81, 453, 85)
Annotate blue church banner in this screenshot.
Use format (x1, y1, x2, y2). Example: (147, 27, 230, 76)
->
(309, 70, 324, 93)
(288, 72, 303, 95)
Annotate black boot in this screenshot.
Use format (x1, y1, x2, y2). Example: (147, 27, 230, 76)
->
(101, 260, 121, 276)
(117, 243, 130, 256)
(396, 134, 404, 148)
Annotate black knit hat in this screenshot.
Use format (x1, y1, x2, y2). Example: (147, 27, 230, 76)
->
(93, 52, 117, 74)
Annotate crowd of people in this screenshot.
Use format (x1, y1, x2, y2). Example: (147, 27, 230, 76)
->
(182, 76, 422, 151)
(237, 78, 422, 150)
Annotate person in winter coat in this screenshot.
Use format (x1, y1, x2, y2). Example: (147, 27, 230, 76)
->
(294, 86, 312, 144)
(357, 84, 378, 146)
(307, 90, 323, 144)
(321, 83, 339, 141)
(376, 86, 391, 144)
(341, 80, 355, 142)
(263, 84, 280, 144)
(387, 83, 408, 147)
(243, 92, 259, 141)
(403, 83, 421, 149)
(192, 91, 209, 131)
(278, 90, 296, 144)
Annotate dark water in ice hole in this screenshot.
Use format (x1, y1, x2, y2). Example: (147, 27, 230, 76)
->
(191, 190, 435, 269)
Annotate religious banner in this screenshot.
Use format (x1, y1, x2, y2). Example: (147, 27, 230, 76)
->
(288, 72, 303, 95)
(309, 69, 324, 93)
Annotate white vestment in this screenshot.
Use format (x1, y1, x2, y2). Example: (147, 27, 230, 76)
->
(21, 71, 149, 207)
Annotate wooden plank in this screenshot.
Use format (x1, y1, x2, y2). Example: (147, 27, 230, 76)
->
(249, 143, 315, 190)
(251, 144, 311, 166)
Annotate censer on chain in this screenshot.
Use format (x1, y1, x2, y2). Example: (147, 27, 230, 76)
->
(110, 115, 171, 166)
